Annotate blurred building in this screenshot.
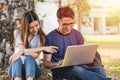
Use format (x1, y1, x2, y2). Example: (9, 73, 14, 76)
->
(82, 0, 120, 34)
(36, 0, 119, 34)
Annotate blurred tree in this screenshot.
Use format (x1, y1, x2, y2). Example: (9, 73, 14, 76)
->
(0, 0, 34, 71)
(67, 0, 90, 31)
(111, 8, 120, 33)
(106, 6, 120, 34)
(58, 0, 62, 8)
(36, 0, 45, 2)
(111, 8, 120, 26)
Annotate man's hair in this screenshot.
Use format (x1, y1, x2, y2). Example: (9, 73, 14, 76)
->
(57, 6, 74, 19)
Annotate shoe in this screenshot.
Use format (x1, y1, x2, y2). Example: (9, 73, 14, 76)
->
(111, 77, 116, 80)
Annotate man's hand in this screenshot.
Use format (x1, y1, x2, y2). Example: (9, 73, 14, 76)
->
(57, 60, 63, 66)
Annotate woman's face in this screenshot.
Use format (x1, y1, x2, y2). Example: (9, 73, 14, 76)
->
(29, 20, 40, 36)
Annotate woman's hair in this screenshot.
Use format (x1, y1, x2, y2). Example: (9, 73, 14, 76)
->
(20, 11, 46, 48)
(57, 6, 74, 19)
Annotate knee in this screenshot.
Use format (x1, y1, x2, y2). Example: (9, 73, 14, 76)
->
(72, 66, 85, 74)
(25, 55, 34, 61)
(25, 55, 35, 64)
(97, 68, 106, 77)
(12, 58, 22, 65)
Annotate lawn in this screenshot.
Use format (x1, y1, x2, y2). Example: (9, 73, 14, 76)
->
(85, 34, 120, 80)
(0, 35, 120, 80)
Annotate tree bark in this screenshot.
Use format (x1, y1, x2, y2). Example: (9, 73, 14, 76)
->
(0, 0, 34, 70)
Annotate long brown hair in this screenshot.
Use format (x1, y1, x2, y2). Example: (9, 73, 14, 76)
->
(20, 11, 46, 48)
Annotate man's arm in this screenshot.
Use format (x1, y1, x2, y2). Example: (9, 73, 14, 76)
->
(43, 54, 59, 68)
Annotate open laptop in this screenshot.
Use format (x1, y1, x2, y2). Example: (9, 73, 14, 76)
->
(52, 44, 98, 68)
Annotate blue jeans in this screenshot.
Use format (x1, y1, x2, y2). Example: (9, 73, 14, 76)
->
(8, 55, 41, 80)
(51, 66, 111, 80)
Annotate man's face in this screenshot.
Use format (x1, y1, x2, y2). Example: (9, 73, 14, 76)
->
(29, 20, 40, 36)
(58, 17, 74, 35)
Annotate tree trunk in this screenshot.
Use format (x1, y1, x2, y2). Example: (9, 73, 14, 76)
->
(76, 0, 81, 31)
(0, 0, 34, 71)
(58, 0, 62, 8)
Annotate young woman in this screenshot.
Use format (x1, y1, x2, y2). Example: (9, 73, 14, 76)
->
(8, 11, 57, 80)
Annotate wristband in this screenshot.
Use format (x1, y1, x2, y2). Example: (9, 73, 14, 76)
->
(22, 49, 25, 55)
(22, 52, 24, 56)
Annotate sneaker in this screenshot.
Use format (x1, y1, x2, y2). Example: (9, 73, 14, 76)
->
(111, 77, 116, 80)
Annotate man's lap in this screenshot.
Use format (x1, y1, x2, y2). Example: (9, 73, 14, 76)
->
(51, 65, 106, 80)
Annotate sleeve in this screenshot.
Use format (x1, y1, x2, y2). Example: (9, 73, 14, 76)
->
(43, 36, 52, 54)
(46, 36, 53, 46)
(79, 32, 84, 45)
(75, 31, 84, 45)
(14, 30, 23, 54)
(14, 30, 18, 38)
(14, 30, 23, 46)
(15, 32, 23, 46)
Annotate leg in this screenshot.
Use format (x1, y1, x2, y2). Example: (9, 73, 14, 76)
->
(71, 66, 110, 80)
(8, 58, 22, 80)
(35, 61, 41, 78)
(21, 65, 26, 80)
(24, 55, 41, 80)
(52, 66, 111, 80)
(51, 67, 76, 80)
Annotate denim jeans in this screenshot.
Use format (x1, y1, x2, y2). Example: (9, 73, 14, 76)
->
(8, 55, 41, 80)
(51, 66, 111, 80)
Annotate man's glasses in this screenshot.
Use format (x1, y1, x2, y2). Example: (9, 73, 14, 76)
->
(62, 22, 74, 27)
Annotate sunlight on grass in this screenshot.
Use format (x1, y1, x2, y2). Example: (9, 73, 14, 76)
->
(102, 55, 120, 80)
(85, 35, 120, 80)
(84, 34, 120, 43)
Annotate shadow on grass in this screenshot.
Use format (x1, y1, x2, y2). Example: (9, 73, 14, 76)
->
(0, 64, 52, 80)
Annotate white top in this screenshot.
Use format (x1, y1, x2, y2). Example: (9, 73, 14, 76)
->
(14, 30, 41, 65)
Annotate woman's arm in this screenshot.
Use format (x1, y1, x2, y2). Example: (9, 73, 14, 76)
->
(23, 46, 58, 54)
(23, 46, 58, 59)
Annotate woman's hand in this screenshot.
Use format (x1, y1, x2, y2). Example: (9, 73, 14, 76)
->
(43, 46, 58, 54)
(9, 51, 23, 64)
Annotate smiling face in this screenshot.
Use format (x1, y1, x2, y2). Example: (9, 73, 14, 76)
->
(58, 17, 74, 35)
(29, 20, 40, 36)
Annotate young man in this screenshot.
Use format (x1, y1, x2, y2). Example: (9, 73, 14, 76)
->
(44, 6, 115, 80)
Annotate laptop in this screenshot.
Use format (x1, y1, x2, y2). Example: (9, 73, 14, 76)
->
(52, 44, 98, 68)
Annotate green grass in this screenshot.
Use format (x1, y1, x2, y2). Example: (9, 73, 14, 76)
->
(102, 55, 120, 80)
(85, 35, 120, 80)
(84, 34, 120, 44)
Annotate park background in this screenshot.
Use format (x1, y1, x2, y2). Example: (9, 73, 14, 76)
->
(0, 0, 120, 80)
